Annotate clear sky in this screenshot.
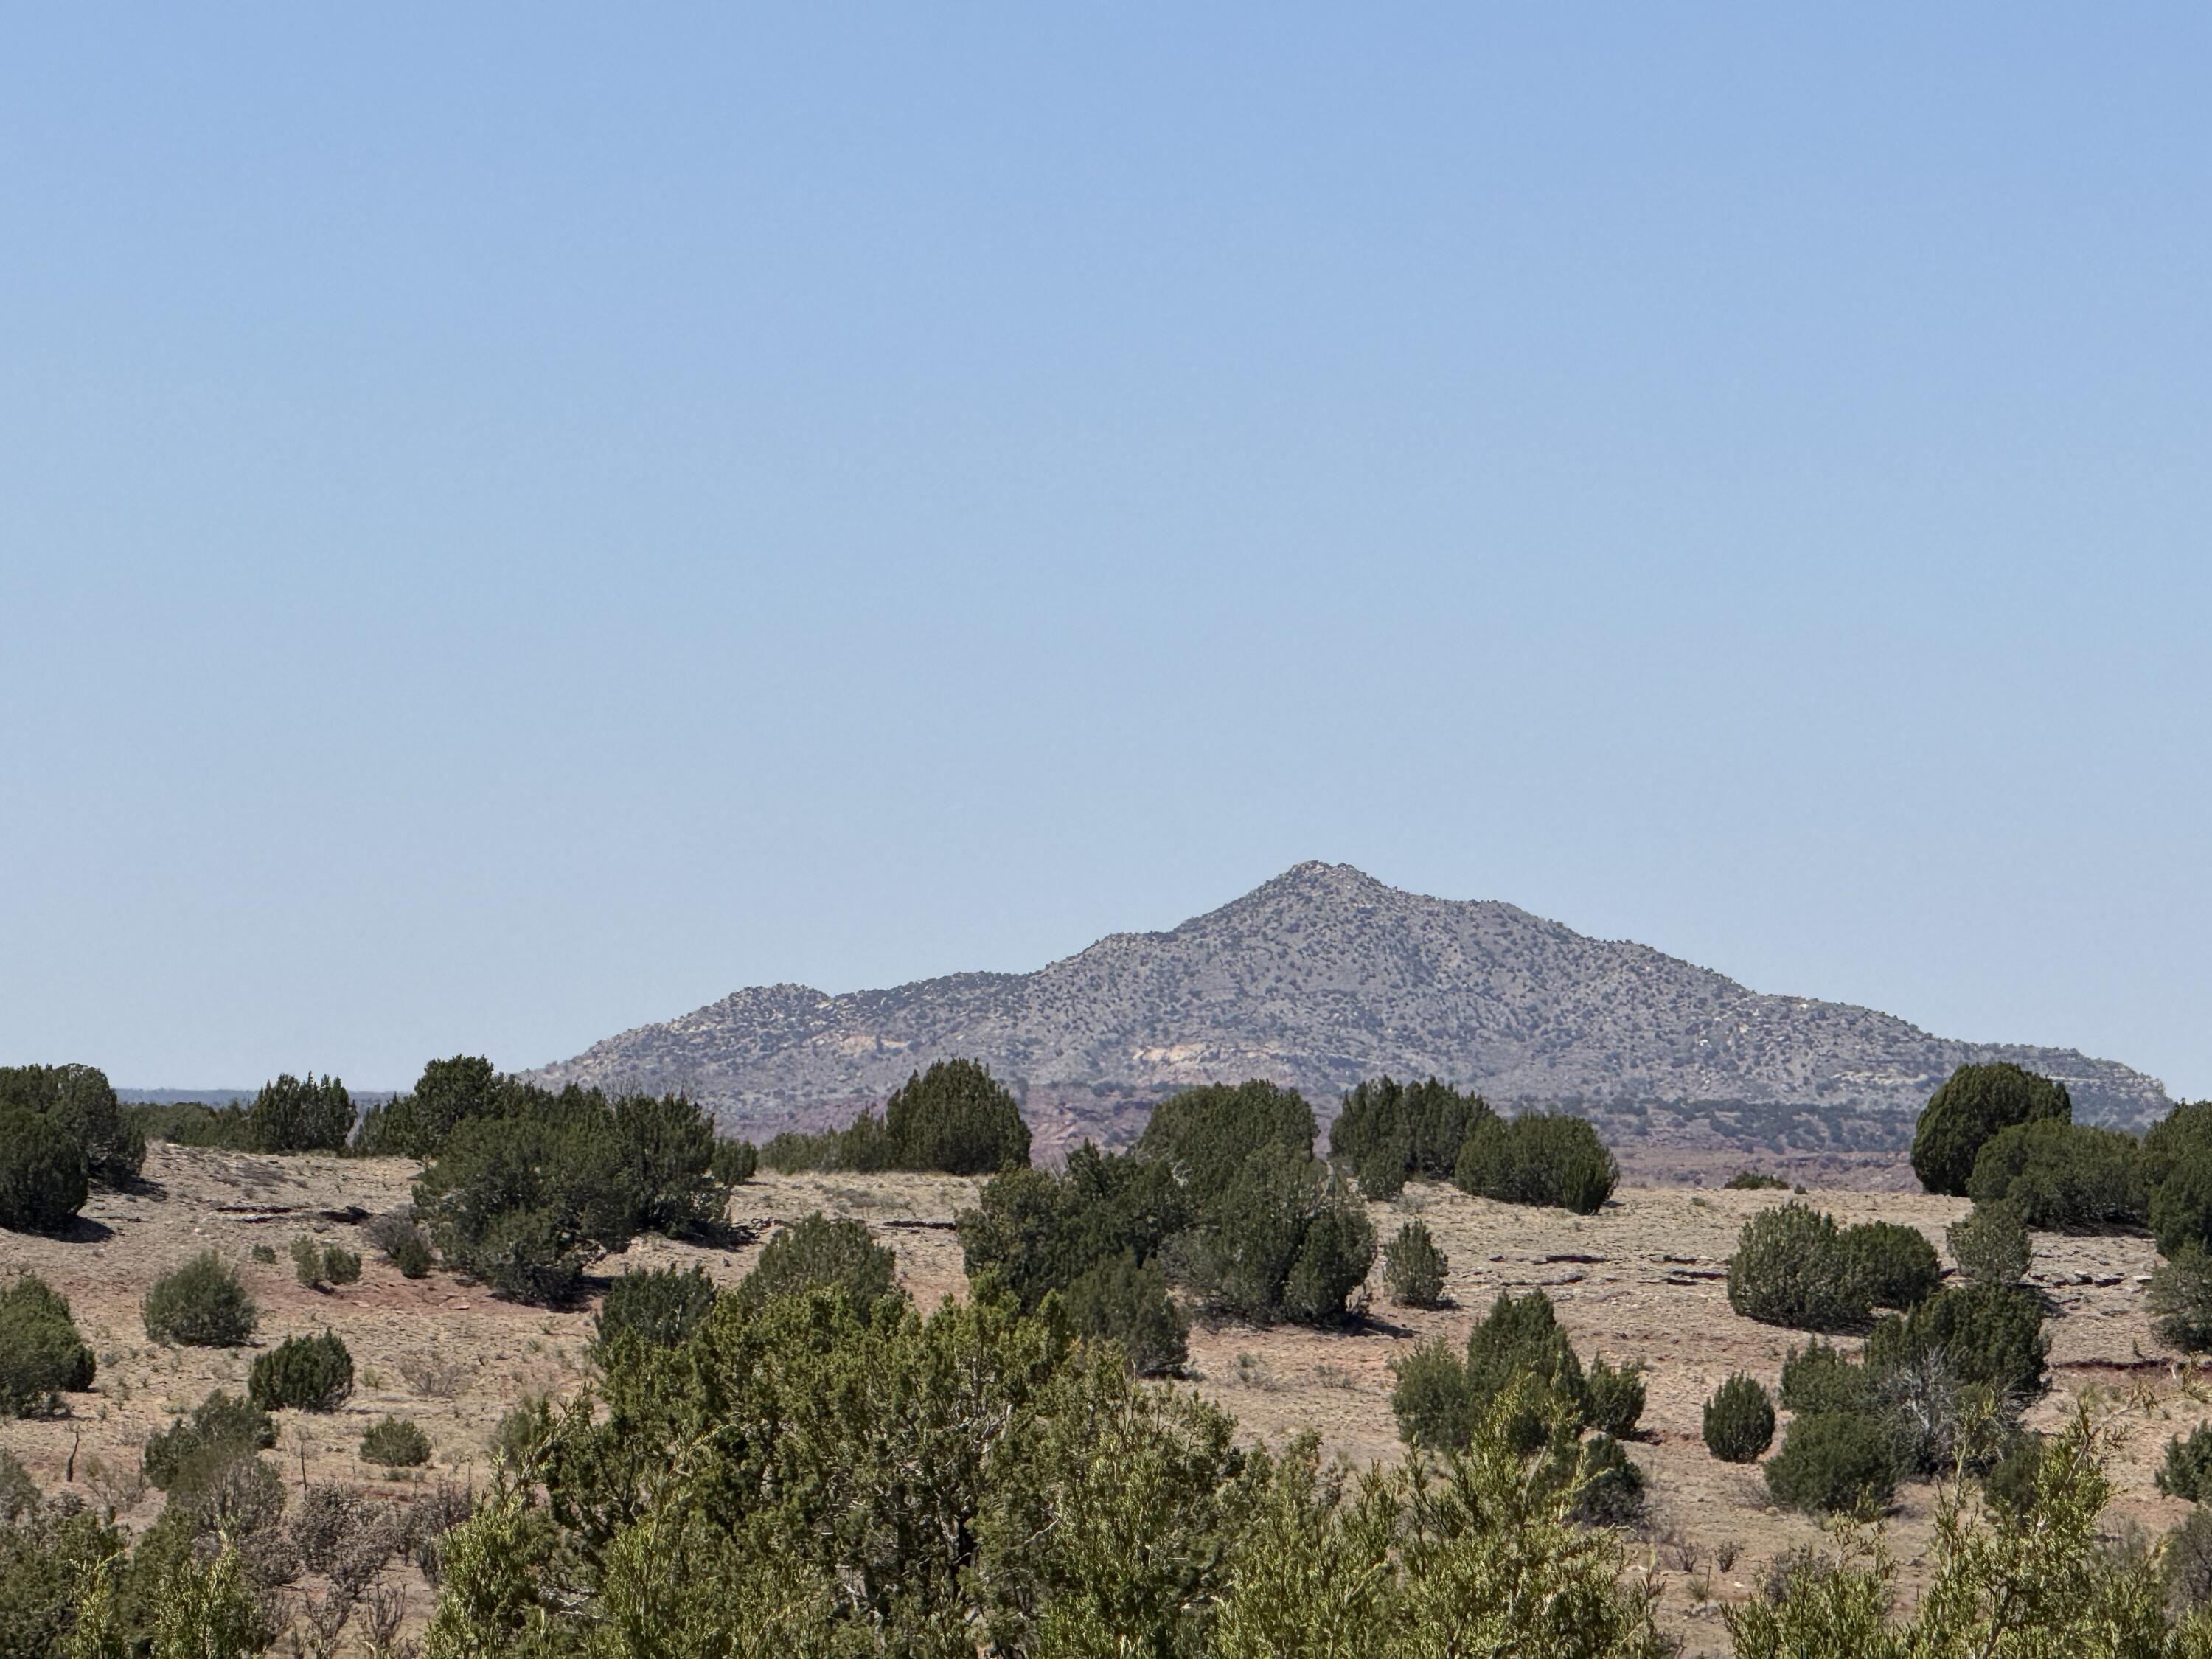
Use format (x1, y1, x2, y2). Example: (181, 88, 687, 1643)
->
(2, 8, 2206, 1098)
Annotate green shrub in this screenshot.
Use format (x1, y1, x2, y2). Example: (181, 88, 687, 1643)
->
(2154, 1162, 2212, 1260)
(612, 1092, 722, 1234)
(250, 1243, 276, 1265)
(1966, 1119, 2146, 1231)
(1329, 1076, 1495, 1184)
(2158, 1425, 2212, 1502)
(595, 1264, 718, 1354)
(1178, 1144, 1374, 1326)
(1061, 1254, 1188, 1377)
(1585, 1357, 1646, 1441)
(1779, 1340, 1873, 1416)
(1356, 1145, 1408, 1199)
(246, 1072, 354, 1153)
(143, 1391, 276, 1489)
(1453, 1113, 1617, 1214)
(737, 1214, 900, 1318)
(1562, 1432, 1646, 1526)
(2149, 1245, 2212, 1351)
(322, 1242, 361, 1284)
(1725, 1205, 1871, 1332)
(129, 1099, 256, 1150)
(1948, 1201, 2032, 1287)
(1382, 1220, 1449, 1308)
(2143, 1098, 2212, 1189)
(291, 1235, 330, 1289)
(1391, 1290, 1593, 1454)
(2168, 1504, 2212, 1616)
(248, 1331, 355, 1413)
(0, 1274, 96, 1416)
(0, 1107, 88, 1234)
(710, 1138, 758, 1186)
(142, 1251, 258, 1347)
(956, 1147, 1189, 1315)
(1764, 1411, 1896, 1515)
(0, 1447, 34, 1521)
(361, 1416, 433, 1469)
(1863, 1284, 2048, 1403)
(0, 1062, 143, 1186)
(1982, 1432, 2045, 1518)
(1846, 1220, 1941, 1310)
(884, 1060, 1031, 1175)
(1702, 1374, 1775, 1462)
(1134, 1080, 1315, 1208)
(1910, 1062, 2071, 1197)
(353, 1054, 506, 1159)
(413, 1107, 630, 1304)
(392, 1233, 434, 1279)
(1725, 1170, 1789, 1190)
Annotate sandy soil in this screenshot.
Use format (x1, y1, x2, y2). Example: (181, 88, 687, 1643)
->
(1, 1147, 2203, 1656)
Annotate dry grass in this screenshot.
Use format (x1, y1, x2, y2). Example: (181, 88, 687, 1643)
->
(0, 1144, 2199, 1655)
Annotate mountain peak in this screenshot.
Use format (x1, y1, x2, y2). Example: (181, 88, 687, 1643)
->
(526, 867, 2168, 1143)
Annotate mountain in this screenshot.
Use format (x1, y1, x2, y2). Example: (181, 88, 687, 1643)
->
(526, 862, 2169, 1154)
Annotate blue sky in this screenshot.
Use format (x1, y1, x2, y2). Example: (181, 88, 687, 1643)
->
(2, 8, 2206, 1096)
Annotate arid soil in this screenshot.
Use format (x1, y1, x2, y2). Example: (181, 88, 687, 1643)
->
(1, 1144, 2204, 1655)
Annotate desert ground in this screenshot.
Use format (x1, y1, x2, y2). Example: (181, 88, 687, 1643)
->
(0, 1143, 2200, 1655)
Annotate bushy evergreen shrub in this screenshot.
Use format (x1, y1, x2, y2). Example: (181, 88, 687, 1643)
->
(0, 1062, 142, 1186)
(710, 1138, 758, 1186)
(613, 1091, 723, 1234)
(1982, 1432, 2045, 1518)
(361, 1416, 433, 1469)
(1134, 1080, 1316, 1208)
(0, 1275, 96, 1416)
(1391, 1290, 1615, 1454)
(245, 1072, 354, 1153)
(290, 1234, 359, 1289)
(1764, 1411, 1896, 1515)
(1725, 1204, 1871, 1332)
(1966, 1119, 2146, 1231)
(2168, 1505, 2212, 1616)
(595, 1264, 718, 1354)
(2154, 1163, 2212, 1261)
(1061, 1254, 1188, 1377)
(1949, 1201, 2032, 1287)
(737, 1213, 901, 1318)
(1724, 1170, 1789, 1190)
(392, 1232, 434, 1279)
(1863, 1283, 2048, 1403)
(142, 1251, 258, 1347)
(958, 1145, 1189, 1313)
(883, 1059, 1031, 1174)
(248, 1331, 355, 1413)
(1702, 1374, 1775, 1462)
(142, 1391, 276, 1490)
(1329, 1076, 1494, 1185)
(2149, 1245, 2212, 1351)
(0, 1107, 88, 1234)
(1453, 1113, 1618, 1214)
(1382, 1220, 1449, 1307)
(2158, 1425, 2212, 1502)
(1178, 1143, 1374, 1326)
(129, 1099, 256, 1150)
(1779, 1340, 1873, 1416)
(1563, 1433, 1646, 1526)
(1910, 1062, 2071, 1197)
(351, 1053, 505, 1159)
(1585, 1357, 1646, 1441)
(1846, 1220, 1942, 1310)
(2143, 1099, 2212, 1190)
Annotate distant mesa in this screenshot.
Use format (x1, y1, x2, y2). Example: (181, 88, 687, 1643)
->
(525, 860, 2168, 1154)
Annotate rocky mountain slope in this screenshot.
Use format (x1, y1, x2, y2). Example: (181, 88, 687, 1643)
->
(527, 862, 2168, 1150)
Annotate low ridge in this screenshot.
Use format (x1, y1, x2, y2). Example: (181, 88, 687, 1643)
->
(526, 862, 2168, 1150)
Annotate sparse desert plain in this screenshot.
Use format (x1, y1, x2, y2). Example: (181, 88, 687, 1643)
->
(1, 1141, 2205, 1654)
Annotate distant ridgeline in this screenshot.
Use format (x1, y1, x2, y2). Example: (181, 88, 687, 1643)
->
(521, 863, 2170, 1150)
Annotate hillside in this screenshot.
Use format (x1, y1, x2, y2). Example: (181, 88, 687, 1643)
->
(528, 861, 2168, 1151)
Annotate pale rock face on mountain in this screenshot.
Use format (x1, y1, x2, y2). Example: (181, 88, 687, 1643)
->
(526, 862, 2168, 1147)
